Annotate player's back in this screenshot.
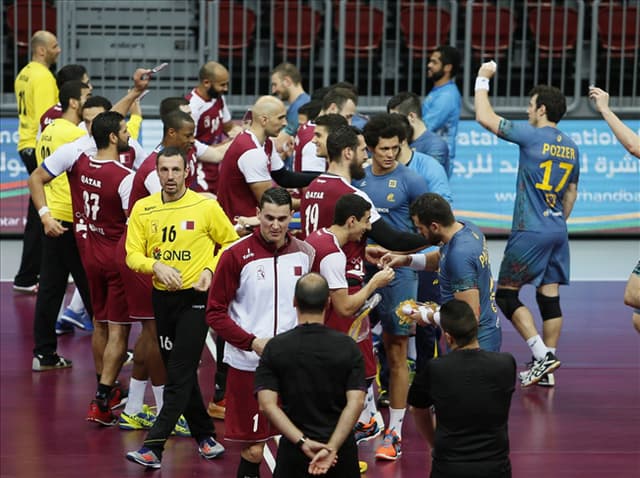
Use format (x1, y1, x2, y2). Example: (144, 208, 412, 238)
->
(69, 154, 133, 248)
(300, 174, 356, 238)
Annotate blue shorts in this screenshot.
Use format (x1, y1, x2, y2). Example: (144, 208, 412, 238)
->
(373, 267, 418, 336)
(498, 230, 570, 288)
(478, 320, 502, 352)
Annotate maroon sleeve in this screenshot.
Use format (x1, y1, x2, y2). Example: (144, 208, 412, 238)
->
(205, 247, 256, 351)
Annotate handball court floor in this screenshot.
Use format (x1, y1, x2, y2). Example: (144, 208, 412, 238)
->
(1, 239, 639, 478)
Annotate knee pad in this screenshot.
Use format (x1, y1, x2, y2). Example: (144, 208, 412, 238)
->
(495, 289, 523, 321)
(536, 293, 562, 321)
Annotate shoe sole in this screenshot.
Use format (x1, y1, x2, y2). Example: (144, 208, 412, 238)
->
(119, 420, 152, 431)
(32, 363, 73, 372)
(126, 453, 161, 469)
(87, 416, 117, 426)
(13, 285, 38, 294)
(521, 361, 561, 388)
(355, 428, 383, 445)
(110, 397, 128, 411)
(375, 450, 402, 461)
(59, 315, 93, 331)
(198, 448, 225, 460)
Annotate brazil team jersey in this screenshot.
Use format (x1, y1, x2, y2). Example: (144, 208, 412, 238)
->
(498, 122, 580, 232)
(439, 221, 499, 331)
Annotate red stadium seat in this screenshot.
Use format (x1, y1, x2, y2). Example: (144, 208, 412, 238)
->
(528, 4, 579, 58)
(470, 5, 515, 60)
(598, 4, 639, 58)
(217, 2, 257, 58)
(274, 1, 322, 59)
(6, 0, 57, 55)
(335, 3, 385, 59)
(400, 4, 451, 58)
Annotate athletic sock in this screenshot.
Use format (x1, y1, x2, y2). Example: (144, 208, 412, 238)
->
(526, 334, 548, 361)
(152, 384, 164, 413)
(237, 457, 260, 478)
(388, 407, 406, 439)
(407, 336, 417, 361)
(358, 384, 377, 423)
(548, 347, 557, 355)
(124, 378, 147, 415)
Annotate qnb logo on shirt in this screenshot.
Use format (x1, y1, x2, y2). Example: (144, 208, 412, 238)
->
(160, 250, 192, 261)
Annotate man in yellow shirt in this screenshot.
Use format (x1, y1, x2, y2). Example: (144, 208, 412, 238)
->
(29, 80, 92, 371)
(125, 147, 238, 469)
(14, 30, 61, 293)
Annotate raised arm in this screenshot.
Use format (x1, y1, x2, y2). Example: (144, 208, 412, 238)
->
(589, 87, 640, 159)
(474, 61, 503, 135)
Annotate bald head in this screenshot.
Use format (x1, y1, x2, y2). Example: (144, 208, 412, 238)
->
(294, 273, 330, 316)
(31, 30, 60, 66)
(198, 61, 229, 100)
(252, 95, 285, 117)
(199, 61, 228, 82)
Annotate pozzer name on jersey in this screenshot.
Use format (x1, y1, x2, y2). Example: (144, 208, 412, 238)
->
(541, 143, 577, 160)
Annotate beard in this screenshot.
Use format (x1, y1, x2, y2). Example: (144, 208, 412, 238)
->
(428, 68, 445, 83)
(207, 87, 220, 100)
(350, 161, 366, 181)
(117, 139, 130, 153)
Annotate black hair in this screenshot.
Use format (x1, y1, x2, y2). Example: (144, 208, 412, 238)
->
(92, 111, 125, 150)
(162, 111, 194, 137)
(434, 45, 461, 77)
(333, 193, 371, 226)
(159, 97, 190, 119)
(409, 193, 455, 228)
(529, 85, 567, 123)
(56, 64, 88, 89)
(298, 100, 322, 122)
(260, 187, 292, 209)
(326, 125, 359, 163)
(83, 95, 112, 111)
(156, 146, 188, 168)
(59, 80, 89, 112)
(387, 91, 422, 116)
(440, 299, 478, 347)
(363, 113, 407, 148)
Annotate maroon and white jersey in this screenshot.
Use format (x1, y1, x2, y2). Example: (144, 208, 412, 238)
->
(43, 151, 134, 247)
(300, 173, 380, 284)
(39, 102, 63, 133)
(128, 144, 198, 214)
(293, 121, 324, 172)
(117, 138, 146, 170)
(306, 228, 348, 290)
(186, 89, 231, 193)
(206, 229, 315, 371)
(217, 130, 284, 220)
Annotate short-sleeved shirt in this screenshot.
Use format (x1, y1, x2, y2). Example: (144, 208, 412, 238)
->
(354, 163, 427, 233)
(217, 130, 284, 220)
(411, 130, 450, 177)
(255, 323, 366, 441)
(421, 80, 461, 163)
(186, 89, 232, 193)
(293, 121, 324, 172)
(406, 150, 452, 204)
(37, 118, 88, 222)
(498, 121, 580, 233)
(15, 61, 59, 150)
(300, 173, 380, 284)
(439, 221, 499, 333)
(408, 348, 515, 476)
(284, 92, 311, 136)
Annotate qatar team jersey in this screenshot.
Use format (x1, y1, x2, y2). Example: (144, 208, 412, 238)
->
(37, 118, 88, 222)
(439, 221, 499, 333)
(126, 189, 238, 290)
(293, 121, 324, 172)
(217, 130, 284, 220)
(498, 122, 580, 233)
(186, 89, 231, 193)
(354, 163, 428, 234)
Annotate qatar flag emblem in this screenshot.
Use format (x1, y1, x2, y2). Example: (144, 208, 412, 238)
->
(294, 266, 303, 276)
(182, 220, 195, 230)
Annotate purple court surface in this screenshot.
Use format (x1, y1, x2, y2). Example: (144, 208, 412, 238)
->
(1, 281, 638, 478)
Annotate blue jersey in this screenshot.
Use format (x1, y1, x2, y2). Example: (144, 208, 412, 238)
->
(498, 121, 580, 232)
(421, 81, 461, 161)
(406, 151, 453, 204)
(354, 163, 428, 233)
(284, 92, 311, 136)
(440, 221, 499, 332)
(411, 130, 450, 178)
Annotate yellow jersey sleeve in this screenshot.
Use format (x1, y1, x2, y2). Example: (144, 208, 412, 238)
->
(126, 197, 159, 275)
(127, 114, 142, 141)
(36, 119, 87, 222)
(15, 62, 58, 150)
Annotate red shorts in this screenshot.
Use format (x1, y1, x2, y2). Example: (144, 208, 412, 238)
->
(224, 367, 276, 442)
(81, 242, 130, 324)
(116, 234, 154, 319)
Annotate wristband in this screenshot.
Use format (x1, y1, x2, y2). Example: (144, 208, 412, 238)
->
(38, 206, 50, 217)
(408, 253, 426, 271)
(475, 77, 490, 92)
(296, 435, 307, 448)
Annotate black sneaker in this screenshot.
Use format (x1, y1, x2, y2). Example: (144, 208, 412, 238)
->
(377, 390, 390, 408)
(521, 352, 560, 387)
(537, 372, 555, 387)
(32, 354, 72, 372)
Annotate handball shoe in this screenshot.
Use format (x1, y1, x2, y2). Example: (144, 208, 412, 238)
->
(126, 447, 161, 469)
(108, 382, 128, 410)
(119, 405, 156, 430)
(198, 437, 225, 459)
(55, 319, 75, 335)
(207, 398, 226, 420)
(172, 415, 191, 437)
(87, 400, 117, 426)
(354, 411, 384, 444)
(375, 429, 402, 461)
(521, 352, 561, 387)
(32, 353, 72, 371)
(60, 307, 93, 331)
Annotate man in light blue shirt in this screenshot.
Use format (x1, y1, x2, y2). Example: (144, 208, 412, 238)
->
(422, 46, 462, 177)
